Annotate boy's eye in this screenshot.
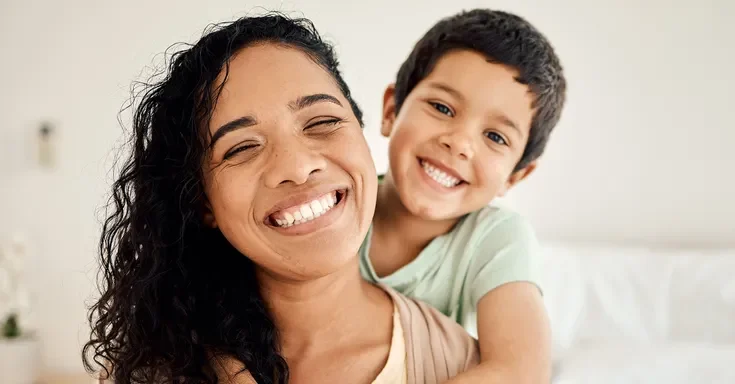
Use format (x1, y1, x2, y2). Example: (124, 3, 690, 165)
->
(429, 102, 454, 117)
(484, 131, 508, 145)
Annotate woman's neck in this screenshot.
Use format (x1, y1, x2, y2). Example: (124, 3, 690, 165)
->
(257, 259, 392, 357)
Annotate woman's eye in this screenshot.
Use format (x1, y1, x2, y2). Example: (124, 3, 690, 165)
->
(304, 118, 343, 131)
(224, 144, 257, 160)
(484, 131, 508, 145)
(429, 102, 454, 117)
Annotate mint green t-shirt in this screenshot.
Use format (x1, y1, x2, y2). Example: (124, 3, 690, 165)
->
(359, 205, 542, 336)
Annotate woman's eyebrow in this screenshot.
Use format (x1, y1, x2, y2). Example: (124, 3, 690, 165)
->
(210, 115, 258, 149)
(210, 93, 342, 148)
(288, 93, 342, 111)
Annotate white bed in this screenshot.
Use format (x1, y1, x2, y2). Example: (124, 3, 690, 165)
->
(555, 343, 735, 383)
(541, 243, 735, 383)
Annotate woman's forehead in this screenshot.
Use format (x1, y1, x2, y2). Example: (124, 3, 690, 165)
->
(222, 45, 338, 100)
(209, 44, 344, 128)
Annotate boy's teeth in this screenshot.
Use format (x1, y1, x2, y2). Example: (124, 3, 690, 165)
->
(421, 160, 460, 188)
(270, 191, 339, 228)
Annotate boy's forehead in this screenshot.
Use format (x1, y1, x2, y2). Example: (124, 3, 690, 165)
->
(425, 49, 522, 87)
(418, 49, 536, 134)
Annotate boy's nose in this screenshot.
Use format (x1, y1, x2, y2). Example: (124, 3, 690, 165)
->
(438, 131, 475, 160)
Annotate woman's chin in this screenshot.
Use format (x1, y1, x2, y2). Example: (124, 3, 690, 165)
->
(264, 250, 358, 282)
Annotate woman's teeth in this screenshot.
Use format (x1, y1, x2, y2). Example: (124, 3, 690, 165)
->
(421, 160, 461, 187)
(271, 192, 338, 228)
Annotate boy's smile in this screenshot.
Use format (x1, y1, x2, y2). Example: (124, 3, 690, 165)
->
(418, 157, 467, 189)
(381, 49, 538, 220)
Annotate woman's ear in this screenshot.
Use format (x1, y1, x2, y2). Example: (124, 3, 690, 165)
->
(381, 84, 397, 138)
(202, 201, 218, 228)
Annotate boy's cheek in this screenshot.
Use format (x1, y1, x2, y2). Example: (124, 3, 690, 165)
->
(473, 163, 514, 200)
(388, 127, 420, 161)
(392, 119, 437, 156)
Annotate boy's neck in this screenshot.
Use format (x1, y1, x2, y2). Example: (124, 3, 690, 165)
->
(371, 175, 460, 276)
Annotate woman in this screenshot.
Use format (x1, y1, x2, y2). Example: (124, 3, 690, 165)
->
(84, 13, 478, 384)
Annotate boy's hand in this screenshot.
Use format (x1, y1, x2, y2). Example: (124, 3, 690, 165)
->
(444, 281, 552, 384)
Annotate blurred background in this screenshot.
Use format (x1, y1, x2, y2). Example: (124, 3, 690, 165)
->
(0, 0, 733, 382)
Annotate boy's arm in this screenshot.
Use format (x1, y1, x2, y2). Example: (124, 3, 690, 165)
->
(444, 282, 552, 384)
(444, 210, 551, 383)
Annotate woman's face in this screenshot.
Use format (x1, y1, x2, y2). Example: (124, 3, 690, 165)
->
(202, 44, 377, 281)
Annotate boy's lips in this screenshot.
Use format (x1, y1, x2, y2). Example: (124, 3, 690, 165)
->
(417, 157, 467, 183)
(416, 157, 468, 191)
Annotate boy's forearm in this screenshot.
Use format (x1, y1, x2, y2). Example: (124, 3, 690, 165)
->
(442, 361, 548, 384)
(464, 282, 552, 384)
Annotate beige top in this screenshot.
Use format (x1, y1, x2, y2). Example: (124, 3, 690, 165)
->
(372, 305, 407, 384)
(382, 284, 480, 384)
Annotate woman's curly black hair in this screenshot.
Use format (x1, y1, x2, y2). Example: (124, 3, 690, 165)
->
(83, 13, 363, 384)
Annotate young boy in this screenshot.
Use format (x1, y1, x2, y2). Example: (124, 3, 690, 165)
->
(360, 9, 566, 383)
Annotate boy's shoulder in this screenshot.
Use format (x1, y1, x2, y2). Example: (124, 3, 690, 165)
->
(454, 205, 536, 247)
(434, 205, 542, 323)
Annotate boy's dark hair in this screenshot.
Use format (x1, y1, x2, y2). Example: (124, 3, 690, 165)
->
(394, 9, 566, 171)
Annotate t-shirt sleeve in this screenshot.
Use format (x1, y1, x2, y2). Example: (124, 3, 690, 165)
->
(467, 211, 543, 309)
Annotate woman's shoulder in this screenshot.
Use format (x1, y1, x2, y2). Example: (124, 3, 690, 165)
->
(379, 284, 480, 383)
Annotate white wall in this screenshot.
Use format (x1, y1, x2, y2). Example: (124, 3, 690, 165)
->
(1, 0, 733, 373)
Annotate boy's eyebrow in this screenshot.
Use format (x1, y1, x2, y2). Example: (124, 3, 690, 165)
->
(209, 93, 342, 148)
(427, 82, 465, 102)
(496, 114, 521, 135)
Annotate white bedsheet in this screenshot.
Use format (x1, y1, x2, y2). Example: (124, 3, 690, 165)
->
(541, 244, 735, 384)
(541, 245, 735, 348)
(553, 343, 735, 384)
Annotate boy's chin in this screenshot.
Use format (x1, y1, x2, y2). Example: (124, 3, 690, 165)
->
(403, 197, 467, 222)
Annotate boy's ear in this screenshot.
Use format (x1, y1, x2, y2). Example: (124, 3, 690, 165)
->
(497, 161, 537, 197)
(381, 84, 397, 138)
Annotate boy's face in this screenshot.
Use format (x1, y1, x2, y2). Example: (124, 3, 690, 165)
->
(382, 49, 536, 220)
